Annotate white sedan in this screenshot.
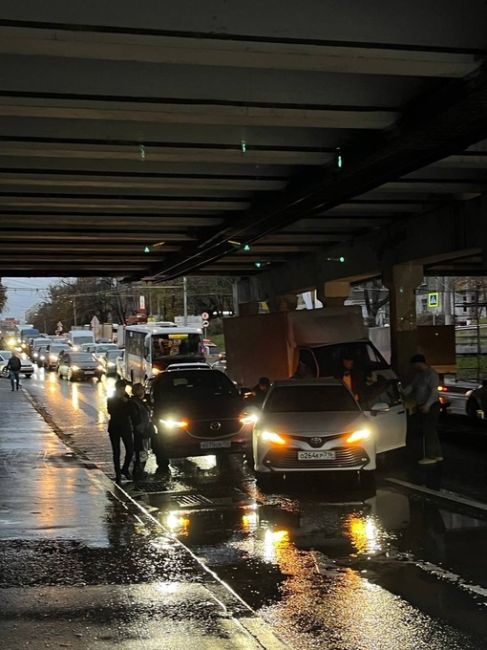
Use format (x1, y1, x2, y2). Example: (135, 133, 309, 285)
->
(0, 351, 34, 378)
(251, 378, 405, 481)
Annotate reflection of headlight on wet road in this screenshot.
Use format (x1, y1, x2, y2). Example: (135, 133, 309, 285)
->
(165, 511, 190, 534)
(241, 511, 258, 531)
(347, 515, 381, 555)
(263, 529, 289, 562)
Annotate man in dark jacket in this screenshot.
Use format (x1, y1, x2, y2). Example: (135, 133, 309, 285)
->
(251, 377, 271, 406)
(107, 380, 134, 482)
(6, 352, 21, 391)
(130, 383, 153, 478)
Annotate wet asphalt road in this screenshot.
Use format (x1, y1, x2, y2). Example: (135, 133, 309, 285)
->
(19, 368, 487, 649)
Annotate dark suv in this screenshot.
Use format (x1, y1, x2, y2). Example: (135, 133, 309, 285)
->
(151, 368, 249, 459)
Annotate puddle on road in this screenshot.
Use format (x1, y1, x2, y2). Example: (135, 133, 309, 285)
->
(135, 459, 487, 650)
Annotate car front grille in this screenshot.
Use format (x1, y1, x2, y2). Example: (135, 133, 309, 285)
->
(188, 418, 242, 438)
(264, 446, 369, 470)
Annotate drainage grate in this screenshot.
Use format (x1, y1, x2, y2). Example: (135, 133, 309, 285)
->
(173, 493, 213, 508)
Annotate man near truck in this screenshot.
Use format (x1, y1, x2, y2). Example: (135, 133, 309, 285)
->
(335, 353, 366, 402)
(403, 354, 442, 465)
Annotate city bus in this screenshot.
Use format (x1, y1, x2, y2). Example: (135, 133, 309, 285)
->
(122, 324, 205, 383)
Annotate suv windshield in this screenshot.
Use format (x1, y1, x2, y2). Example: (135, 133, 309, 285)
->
(70, 353, 94, 363)
(153, 370, 238, 402)
(265, 385, 360, 413)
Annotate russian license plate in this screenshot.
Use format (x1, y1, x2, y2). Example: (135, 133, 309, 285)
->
(298, 450, 336, 461)
(200, 440, 232, 450)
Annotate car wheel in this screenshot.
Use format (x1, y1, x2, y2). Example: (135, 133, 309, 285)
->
(24, 374, 32, 379)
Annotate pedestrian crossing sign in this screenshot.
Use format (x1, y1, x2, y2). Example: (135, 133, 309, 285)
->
(427, 292, 440, 309)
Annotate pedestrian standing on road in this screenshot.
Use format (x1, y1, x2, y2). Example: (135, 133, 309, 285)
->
(335, 353, 366, 402)
(403, 354, 443, 465)
(130, 383, 153, 479)
(107, 380, 134, 482)
(6, 351, 21, 391)
(251, 377, 271, 406)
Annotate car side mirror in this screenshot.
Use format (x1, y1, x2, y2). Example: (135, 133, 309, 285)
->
(371, 402, 390, 415)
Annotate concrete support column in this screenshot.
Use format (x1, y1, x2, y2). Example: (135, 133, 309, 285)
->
(383, 263, 423, 380)
(267, 293, 298, 313)
(316, 281, 351, 307)
(233, 277, 260, 317)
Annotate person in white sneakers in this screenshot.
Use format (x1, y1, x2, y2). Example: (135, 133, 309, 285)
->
(403, 354, 443, 465)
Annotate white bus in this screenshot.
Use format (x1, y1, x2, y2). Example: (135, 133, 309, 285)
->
(123, 324, 205, 383)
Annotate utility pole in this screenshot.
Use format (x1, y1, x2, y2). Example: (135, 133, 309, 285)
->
(183, 277, 188, 326)
(72, 297, 78, 327)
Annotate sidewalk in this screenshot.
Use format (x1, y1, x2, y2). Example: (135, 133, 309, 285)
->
(0, 384, 286, 650)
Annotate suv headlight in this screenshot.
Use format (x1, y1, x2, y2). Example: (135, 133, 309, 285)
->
(159, 418, 188, 430)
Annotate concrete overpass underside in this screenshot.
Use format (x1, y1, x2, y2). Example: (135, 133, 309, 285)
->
(1, 1, 487, 295)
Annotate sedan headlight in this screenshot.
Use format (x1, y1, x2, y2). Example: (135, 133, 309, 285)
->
(159, 418, 188, 430)
(261, 430, 287, 446)
(240, 412, 259, 425)
(71, 365, 80, 372)
(346, 429, 371, 444)
(40, 355, 45, 361)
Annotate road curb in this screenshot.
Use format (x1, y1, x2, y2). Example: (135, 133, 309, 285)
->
(23, 385, 290, 650)
(386, 477, 487, 514)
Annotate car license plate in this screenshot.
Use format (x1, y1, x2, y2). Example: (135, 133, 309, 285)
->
(200, 440, 232, 449)
(84, 370, 95, 375)
(298, 450, 336, 461)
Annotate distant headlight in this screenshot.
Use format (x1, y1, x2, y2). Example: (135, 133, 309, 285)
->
(71, 365, 80, 372)
(108, 362, 115, 367)
(261, 430, 287, 446)
(33, 352, 38, 358)
(159, 418, 188, 430)
(346, 429, 371, 444)
(40, 355, 45, 361)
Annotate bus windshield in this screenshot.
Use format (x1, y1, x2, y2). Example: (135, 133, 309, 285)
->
(152, 333, 202, 361)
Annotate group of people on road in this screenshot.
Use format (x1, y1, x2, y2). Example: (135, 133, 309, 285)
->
(107, 380, 162, 483)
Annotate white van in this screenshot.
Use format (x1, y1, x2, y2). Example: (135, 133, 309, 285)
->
(68, 329, 95, 351)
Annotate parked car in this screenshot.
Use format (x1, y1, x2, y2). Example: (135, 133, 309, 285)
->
(57, 352, 101, 381)
(250, 378, 406, 483)
(97, 349, 123, 377)
(151, 368, 249, 459)
(0, 351, 34, 378)
(465, 381, 487, 419)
